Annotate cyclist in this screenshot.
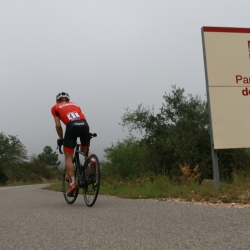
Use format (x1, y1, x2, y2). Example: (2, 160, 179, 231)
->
(51, 92, 92, 196)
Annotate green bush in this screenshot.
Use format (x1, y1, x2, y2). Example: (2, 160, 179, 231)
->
(103, 86, 250, 181)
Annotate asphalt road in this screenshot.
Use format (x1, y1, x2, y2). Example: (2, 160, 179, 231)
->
(0, 184, 250, 250)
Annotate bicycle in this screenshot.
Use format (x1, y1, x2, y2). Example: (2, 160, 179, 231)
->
(58, 133, 100, 207)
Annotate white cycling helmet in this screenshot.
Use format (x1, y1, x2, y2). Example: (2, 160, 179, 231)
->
(56, 92, 70, 101)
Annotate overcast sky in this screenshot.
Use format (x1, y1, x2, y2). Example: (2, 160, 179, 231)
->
(1, 0, 250, 162)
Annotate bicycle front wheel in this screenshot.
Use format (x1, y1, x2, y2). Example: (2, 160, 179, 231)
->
(62, 167, 79, 204)
(83, 154, 100, 207)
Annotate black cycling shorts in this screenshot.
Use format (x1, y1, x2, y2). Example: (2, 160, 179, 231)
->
(64, 120, 89, 152)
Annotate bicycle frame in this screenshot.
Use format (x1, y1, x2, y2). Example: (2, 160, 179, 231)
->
(73, 143, 88, 188)
(59, 132, 100, 206)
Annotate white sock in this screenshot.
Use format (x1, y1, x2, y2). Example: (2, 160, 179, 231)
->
(69, 176, 75, 186)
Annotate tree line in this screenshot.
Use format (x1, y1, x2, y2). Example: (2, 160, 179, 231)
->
(101, 86, 250, 182)
(2, 86, 250, 185)
(0, 132, 61, 184)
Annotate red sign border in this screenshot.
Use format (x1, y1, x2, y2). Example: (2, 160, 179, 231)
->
(203, 26, 250, 33)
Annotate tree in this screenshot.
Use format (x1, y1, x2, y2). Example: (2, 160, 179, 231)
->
(0, 133, 28, 165)
(0, 133, 28, 184)
(118, 85, 250, 181)
(35, 146, 60, 169)
(102, 136, 149, 179)
(120, 86, 210, 177)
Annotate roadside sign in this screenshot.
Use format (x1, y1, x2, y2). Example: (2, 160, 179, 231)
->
(202, 27, 250, 149)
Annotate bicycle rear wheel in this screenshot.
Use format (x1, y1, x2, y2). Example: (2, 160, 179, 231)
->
(62, 166, 79, 204)
(83, 154, 100, 207)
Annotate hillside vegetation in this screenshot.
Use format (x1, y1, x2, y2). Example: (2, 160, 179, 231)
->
(101, 85, 250, 183)
(2, 86, 250, 200)
(0, 133, 62, 185)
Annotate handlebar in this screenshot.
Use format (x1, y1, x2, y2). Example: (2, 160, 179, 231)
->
(57, 133, 97, 155)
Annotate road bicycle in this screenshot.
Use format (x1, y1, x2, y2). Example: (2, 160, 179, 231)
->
(58, 133, 100, 207)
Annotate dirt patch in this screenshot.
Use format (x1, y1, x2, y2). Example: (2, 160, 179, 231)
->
(160, 198, 250, 209)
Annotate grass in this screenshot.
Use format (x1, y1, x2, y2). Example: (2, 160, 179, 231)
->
(45, 173, 250, 205)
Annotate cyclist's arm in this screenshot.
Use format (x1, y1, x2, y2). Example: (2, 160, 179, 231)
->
(54, 117, 64, 140)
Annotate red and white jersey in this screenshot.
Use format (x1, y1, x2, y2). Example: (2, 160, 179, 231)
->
(51, 102, 86, 125)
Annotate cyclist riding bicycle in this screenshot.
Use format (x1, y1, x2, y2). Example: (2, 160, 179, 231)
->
(51, 92, 93, 196)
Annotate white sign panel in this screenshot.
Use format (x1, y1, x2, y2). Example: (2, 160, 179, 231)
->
(202, 27, 250, 149)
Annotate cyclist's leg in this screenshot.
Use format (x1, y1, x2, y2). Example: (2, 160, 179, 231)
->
(64, 148, 79, 195)
(81, 146, 93, 157)
(64, 151, 74, 179)
(78, 120, 90, 155)
(64, 122, 78, 195)
(78, 122, 98, 177)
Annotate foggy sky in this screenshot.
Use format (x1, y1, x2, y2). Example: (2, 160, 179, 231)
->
(1, 0, 250, 162)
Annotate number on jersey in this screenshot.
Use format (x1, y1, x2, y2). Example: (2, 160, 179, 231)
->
(67, 112, 80, 120)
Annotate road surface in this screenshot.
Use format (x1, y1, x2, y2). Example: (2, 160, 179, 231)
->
(0, 184, 250, 249)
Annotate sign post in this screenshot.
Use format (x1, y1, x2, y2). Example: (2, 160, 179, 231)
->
(201, 26, 250, 189)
